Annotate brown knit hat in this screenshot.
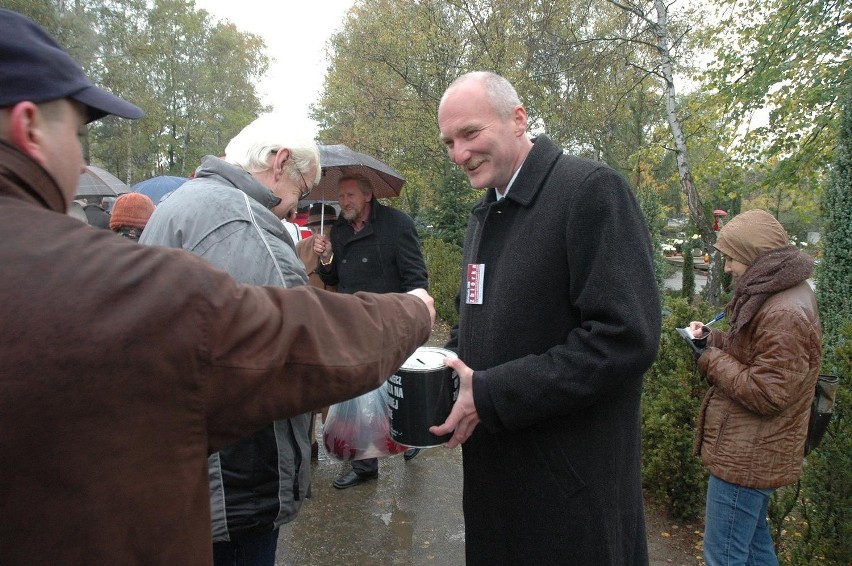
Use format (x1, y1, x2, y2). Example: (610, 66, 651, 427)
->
(714, 209, 788, 265)
(109, 192, 155, 231)
(306, 203, 337, 226)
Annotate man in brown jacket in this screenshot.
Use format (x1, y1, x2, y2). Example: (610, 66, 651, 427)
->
(0, 9, 434, 565)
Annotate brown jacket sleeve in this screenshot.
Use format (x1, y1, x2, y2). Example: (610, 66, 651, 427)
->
(200, 281, 430, 451)
(698, 306, 816, 416)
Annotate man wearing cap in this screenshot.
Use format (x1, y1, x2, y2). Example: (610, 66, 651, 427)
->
(313, 175, 429, 489)
(0, 9, 434, 565)
(140, 112, 323, 566)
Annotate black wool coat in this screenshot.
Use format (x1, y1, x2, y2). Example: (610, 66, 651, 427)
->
(318, 200, 428, 294)
(448, 135, 661, 565)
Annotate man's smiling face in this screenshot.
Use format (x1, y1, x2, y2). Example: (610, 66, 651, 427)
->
(438, 79, 529, 193)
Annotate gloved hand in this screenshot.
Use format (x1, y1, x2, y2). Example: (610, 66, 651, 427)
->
(691, 335, 707, 360)
(690, 325, 710, 360)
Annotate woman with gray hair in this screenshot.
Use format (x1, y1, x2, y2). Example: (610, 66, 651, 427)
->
(689, 209, 821, 566)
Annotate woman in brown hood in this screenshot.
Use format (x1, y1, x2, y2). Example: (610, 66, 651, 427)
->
(689, 209, 821, 566)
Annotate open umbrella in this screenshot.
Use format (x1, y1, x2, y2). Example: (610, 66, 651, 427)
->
(307, 144, 405, 202)
(76, 165, 131, 200)
(134, 175, 190, 205)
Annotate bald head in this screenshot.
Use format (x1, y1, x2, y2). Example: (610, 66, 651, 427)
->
(440, 72, 522, 120)
(437, 71, 532, 192)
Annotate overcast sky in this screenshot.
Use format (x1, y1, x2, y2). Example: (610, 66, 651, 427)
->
(193, 0, 354, 135)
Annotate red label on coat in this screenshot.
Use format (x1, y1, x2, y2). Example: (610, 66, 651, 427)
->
(466, 263, 484, 304)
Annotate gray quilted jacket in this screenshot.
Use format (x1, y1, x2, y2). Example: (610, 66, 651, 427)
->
(140, 156, 311, 540)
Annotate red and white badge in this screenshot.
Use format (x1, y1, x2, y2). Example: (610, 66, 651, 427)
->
(466, 263, 484, 304)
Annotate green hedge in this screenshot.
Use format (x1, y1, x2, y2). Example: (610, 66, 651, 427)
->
(642, 296, 717, 520)
(422, 237, 462, 327)
(771, 322, 852, 565)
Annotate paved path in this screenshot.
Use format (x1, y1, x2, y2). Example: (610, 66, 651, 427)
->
(274, 417, 702, 565)
(664, 269, 708, 292)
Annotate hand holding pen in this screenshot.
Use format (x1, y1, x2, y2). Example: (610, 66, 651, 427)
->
(688, 313, 724, 338)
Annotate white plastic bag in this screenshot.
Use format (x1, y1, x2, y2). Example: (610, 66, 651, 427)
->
(322, 382, 408, 461)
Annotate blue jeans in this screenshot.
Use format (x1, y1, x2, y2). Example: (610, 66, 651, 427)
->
(704, 475, 778, 566)
(213, 527, 279, 566)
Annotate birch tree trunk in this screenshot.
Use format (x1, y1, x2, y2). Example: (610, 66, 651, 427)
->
(652, 0, 722, 306)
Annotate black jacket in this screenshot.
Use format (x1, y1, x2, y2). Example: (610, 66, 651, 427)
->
(450, 136, 661, 565)
(317, 200, 427, 294)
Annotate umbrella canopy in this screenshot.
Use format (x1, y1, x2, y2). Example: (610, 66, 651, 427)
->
(306, 144, 405, 201)
(133, 175, 190, 205)
(76, 165, 131, 199)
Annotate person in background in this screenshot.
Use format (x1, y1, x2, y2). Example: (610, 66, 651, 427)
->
(141, 113, 321, 566)
(101, 195, 116, 213)
(313, 175, 429, 489)
(109, 192, 154, 241)
(297, 202, 338, 291)
(0, 9, 434, 565)
(296, 202, 340, 455)
(431, 71, 661, 565)
(67, 199, 88, 223)
(689, 209, 821, 566)
(82, 199, 110, 228)
(282, 218, 303, 244)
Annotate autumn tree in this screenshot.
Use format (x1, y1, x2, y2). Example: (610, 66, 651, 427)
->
(314, 0, 687, 246)
(314, 0, 475, 229)
(703, 0, 851, 227)
(8, 0, 268, 183)
(86, 0, 268, 182)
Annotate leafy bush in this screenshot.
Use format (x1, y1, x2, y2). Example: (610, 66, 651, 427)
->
(637, 186, 667, 292)
(422, 237, 462, 327)
(815, 85, 852, 364)
(774, 85, 852, 565)
(772, 322, 852, 565)
(642, 296, 717, 520)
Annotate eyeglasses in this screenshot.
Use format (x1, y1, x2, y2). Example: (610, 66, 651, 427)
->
(293, 162, 312, 200)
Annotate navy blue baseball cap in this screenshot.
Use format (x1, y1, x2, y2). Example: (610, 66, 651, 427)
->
(0, 9, 143, 122)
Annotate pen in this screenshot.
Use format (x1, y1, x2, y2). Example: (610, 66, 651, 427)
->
(705, 312, 725, 327)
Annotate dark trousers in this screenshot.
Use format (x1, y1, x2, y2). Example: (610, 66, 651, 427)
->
(352, 457, 378, 476)
(213, 526, 279, 566)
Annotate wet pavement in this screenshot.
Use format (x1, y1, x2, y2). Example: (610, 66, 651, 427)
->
(275, 324, 702, 565)
(276, 424, 465, 565)
(275, 416, 700, 565)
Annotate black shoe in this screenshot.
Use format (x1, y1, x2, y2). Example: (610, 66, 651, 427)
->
(403, 448, 421, 462)
(333, 470, 378, 490)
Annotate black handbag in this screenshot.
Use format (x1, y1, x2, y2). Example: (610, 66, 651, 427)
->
(804, 374, 840, 456)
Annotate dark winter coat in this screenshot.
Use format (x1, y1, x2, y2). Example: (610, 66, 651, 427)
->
(317, 200, 428, 294)
(449, 135, 661, 565)
(0, 140, 431, 565)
